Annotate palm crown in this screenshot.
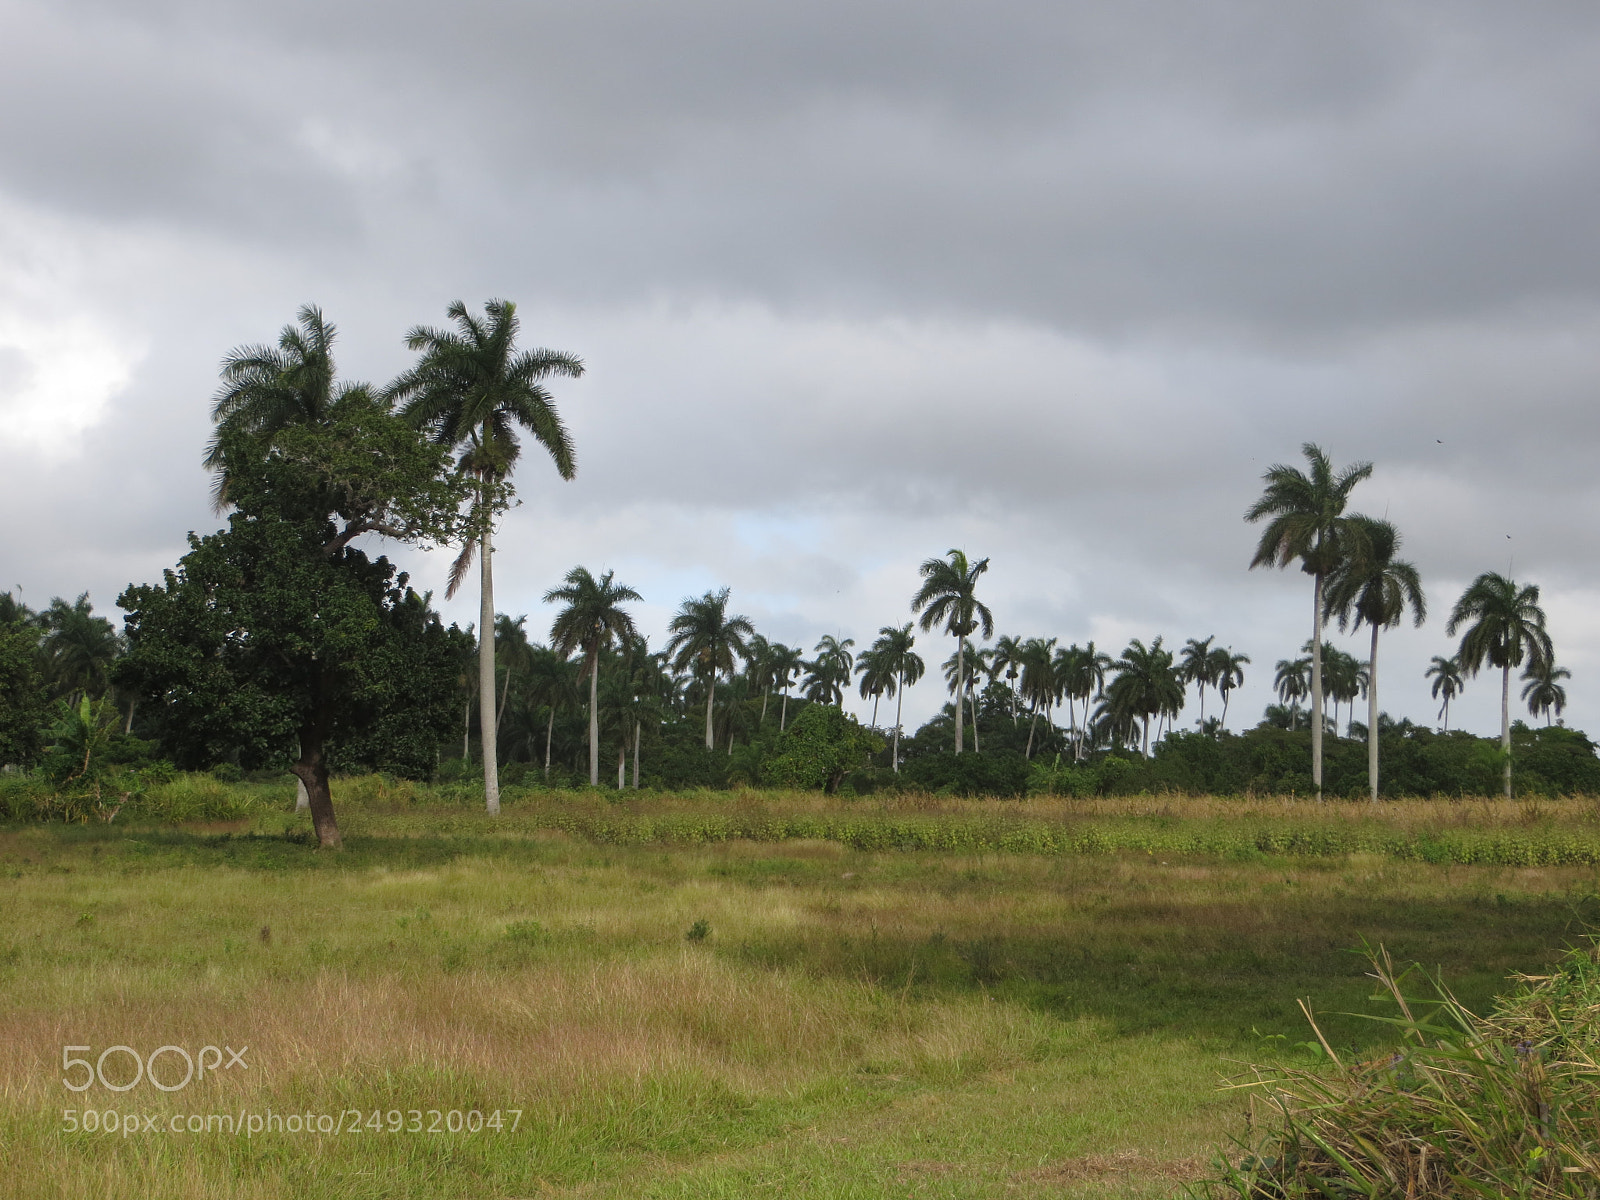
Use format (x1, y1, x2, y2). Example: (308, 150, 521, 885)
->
(666, 588, 755, 749)
(545, 566, 642, 787)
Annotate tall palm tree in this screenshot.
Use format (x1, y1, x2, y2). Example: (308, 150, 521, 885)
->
(1522, 661, 1571, 727)
(866, 623, 923, 771)
(1274, 657, 1311, 721)
(1057, 642, 1113, 760)
(390, 299, 582, 814)
(1447, 572, 1554, 799)
(1246, 443, 1373, 799)
(1017, 636, 1059, 758)
(205, 305, 343, 511)
(665, 588, 755, 749)
(1426, 655, 1464, 733)
(1178, 636, 1217, 727)
(769, 642, 805, 731)
(990, 634, 1026, 723)
(523, 644, 578, 780)
(1104, 638, 1184, 757)
(804, 635, 856, 707)
(854, 645, 891, 727)
(492, 614, 535, 740)
(545, 567, 642, 786)
(910, 550, 992, 754)
(1210, 647, 1250, 732)
(744, 634, 777, 726)
(1323, 516, 1426, 801)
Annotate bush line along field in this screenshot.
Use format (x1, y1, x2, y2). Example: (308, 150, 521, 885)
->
(11, 772, 1600, 866)
(6, 781, 1600, 1197)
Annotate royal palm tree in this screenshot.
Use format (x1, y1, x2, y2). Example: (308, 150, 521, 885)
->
(1447, 572, 1554, 798)
(769, 642, 805, 731)
(743, 634, 778, 726)
(1521, 661, 1571, 727)
(804, 635, 856, 707)
(545, 567, 642, 786)
(665, 588, 755, 749)
(1179, 636, 1217, 727)
(1274, 657, 1311, 721)
(1057, 642, 1113, 760)
(867, 623, 923, 771)
(523, 644, 578, 780)
(1322, 516, 1426, 801)
(990, 634, 1026, 722)
(492, 614, 535, 741)
(1017, 636, 1059, 758)
(390, 299, 582, 814)
(1104, 638, 1184, 757)
(911, 550, 992, 754)
(205, 305, 344, 511)
(1246, 443, 1373, 799)
(1210, 647, 1249, 732)
(1426, 655, 1464, 733)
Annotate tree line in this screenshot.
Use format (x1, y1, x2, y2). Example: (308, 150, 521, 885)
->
(0, 309, 1581, 840)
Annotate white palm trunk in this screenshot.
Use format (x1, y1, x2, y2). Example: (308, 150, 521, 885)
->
(479, 518, 500, 815)
(953, 636, 965, 754)
(588, 650, 600, 786)
(704, 677, 716, 749)
(1501, 661, 1512, 799)
(1367, 623, 1380, 802)
(892, 670, 904, 772)
(1310, 575, 1325, 801)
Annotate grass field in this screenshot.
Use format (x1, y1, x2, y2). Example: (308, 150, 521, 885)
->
(3, 783, 1599, 1198)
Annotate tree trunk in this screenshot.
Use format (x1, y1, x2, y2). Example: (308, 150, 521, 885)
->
(290, 728, 341, 849)
(617, 744, 625, 789)
(871, 693, 879, 728)
(1501, 661, 1512, 799)
(295, 734, 310, 812)
(970, 685, 980, 753)
(544, 707, 554, 780)
(496, 666, 512, 737)
(1025, 707, 1039, 759)
(479, 514, 500, 815)
(1220, 689, 1231, 734)
(892, 671, 903, 772)
(1142, 715, 1150, 758)
(780, 688, 789, 732)
(463, 700, 470, 764)
(124, 695, 136, 735)
(760, 690, 769, 726)
(588, 649, 600, 787)
(1367, 623, 1380, 803)
(632, 721, 641, 788)
(954, 637, 965, 754)
(704, 677, 716, 750)
(1310, 574, 1324, 801)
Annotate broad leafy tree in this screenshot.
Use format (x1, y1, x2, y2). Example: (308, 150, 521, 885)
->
(1323, 516, 1425, 800)
(1447, 572, 1554, 798)
(911, 550, 992, 754)
(665, 588, 754, 749)
(389, 298, 582, 814)
(118, 397, 472, 847)
(545, 567, 642, 786)
(1246, 443, 1373, 799)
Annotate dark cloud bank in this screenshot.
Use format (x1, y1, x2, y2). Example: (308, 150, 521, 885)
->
(3, 0, 1599, 733)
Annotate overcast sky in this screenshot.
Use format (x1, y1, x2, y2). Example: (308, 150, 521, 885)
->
(4, 0, 1600, 737)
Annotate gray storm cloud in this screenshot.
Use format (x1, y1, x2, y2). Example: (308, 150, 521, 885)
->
(2, 0, 1598, 734)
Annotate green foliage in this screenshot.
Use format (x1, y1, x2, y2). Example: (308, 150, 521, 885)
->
(1199, 944, 1600, 1199)
(763, 704, 883, 794)
(0, 622, 47, 767)
(902, 748, 1030, 797)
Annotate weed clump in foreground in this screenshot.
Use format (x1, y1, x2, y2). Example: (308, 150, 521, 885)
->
(1199, 945, 1600, 1198)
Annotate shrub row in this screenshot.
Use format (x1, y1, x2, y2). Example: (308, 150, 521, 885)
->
(548, 812, 1600, 866)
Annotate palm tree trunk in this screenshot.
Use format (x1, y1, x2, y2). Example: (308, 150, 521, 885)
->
(479, 515, 500, 815)
(632, 721, 641, 788)
(1025, 707, 1039, 759)
(893, 670, 904, 772)
(1501, 661, 1512, 799)
(463, 700, 470, 764)
(1142, 716, 1150, 758)
(496, 667, 512, 737)
(588, 650, 600, 787)
(870, 692, 880, 728)
(617, 745, 625, 789)
(704, 677, 716, 750)
(780, 688, 789, 732)
(969, 685, 980, 753)
(544, 707, 554, 780)
(1311, 574, 1325, 801)
(124, 695, 136, 735)
(954, 637, 965, 754)
(296, 733, 310, 811)
(760, 690, 769, 726)
(1368, 624, 1380, 803)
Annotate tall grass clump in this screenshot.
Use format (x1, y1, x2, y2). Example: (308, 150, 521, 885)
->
(1200, 945, 1600, 1198)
